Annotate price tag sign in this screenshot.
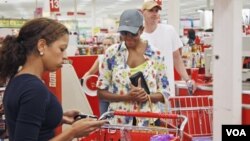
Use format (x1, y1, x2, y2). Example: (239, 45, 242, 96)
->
(0, 19, 9, 27)
(50, 0, 60, 12)
(9, 20, 26, 28)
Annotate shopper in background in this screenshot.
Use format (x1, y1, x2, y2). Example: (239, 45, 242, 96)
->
(83, 36, 116, 115)
(0, 17, 107, 141)
(141, 1, 196, 96)
(187, 29, 196, 46)
(96, 9, 170, 126)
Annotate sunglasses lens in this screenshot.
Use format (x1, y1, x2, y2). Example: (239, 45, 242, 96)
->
(120, 31, 127, 36)
(120, 31, 138, 37)
(132, 33, 138, 37)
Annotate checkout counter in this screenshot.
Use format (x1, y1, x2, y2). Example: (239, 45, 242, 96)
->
(175, 77, 250, 125)
(175, 80, 213, 96)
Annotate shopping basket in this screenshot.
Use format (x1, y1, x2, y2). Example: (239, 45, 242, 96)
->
(168, 95, 213, 141)
(79, 110, 188, 141)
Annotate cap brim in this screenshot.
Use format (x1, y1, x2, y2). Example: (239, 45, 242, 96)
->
(144, 5, 162, 10)
(118, 26, 140, 34)
(154, 5, 162, 10)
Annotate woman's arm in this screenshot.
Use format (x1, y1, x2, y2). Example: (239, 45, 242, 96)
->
(61, 110, 80, 125)
(97, 89, 132, 102)
(148, 92, 164, 103)
(50, 119, 107, 141)
(97, 84, 149, 103)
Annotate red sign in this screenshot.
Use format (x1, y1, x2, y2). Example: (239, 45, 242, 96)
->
(154, 0, 162, 5)
(34, 7, 43, 18)
(50, 0, 60, 12)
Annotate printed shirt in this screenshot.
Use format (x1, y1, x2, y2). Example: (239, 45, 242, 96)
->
(96, 41, 170, 126)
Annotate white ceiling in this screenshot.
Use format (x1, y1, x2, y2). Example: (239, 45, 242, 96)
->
(0, 0, 250, 21)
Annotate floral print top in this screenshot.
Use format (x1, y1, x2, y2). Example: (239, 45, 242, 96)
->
(96, 41, 170, 126)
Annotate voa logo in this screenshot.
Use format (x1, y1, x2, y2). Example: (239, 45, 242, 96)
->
(226, 129, 246, 136)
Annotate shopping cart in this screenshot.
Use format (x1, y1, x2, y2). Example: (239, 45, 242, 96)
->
(79, 111, 188, 141)
(168, 95, 213, 141)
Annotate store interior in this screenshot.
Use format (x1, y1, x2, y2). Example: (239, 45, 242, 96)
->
(0, 0, 250, 140)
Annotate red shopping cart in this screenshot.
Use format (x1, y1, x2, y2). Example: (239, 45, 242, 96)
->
(168, 95, 213, 141)
(79, 111, 188, 141)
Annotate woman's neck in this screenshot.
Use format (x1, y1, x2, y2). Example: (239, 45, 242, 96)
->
(127, 39, 145, 52)
(17, 56, 44, 80)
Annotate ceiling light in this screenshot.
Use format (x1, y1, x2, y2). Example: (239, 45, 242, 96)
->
(196, 9, 204, 13)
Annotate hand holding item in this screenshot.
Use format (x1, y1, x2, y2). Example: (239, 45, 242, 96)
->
(186, 79, 197, 95)
(191, 79, 197, 93)
(72, 118, 108, 137)
(129, 71, 150, 94)
(130, 78, 148, 102)
(74, 114, 97, 121)
(62, 109, 81, 125)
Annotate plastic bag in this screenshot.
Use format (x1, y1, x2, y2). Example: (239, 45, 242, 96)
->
(150, 134, 174, 141)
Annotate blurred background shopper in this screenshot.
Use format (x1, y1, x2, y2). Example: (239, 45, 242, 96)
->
(83, 36, 116, 115)
(141, 0, 196, 96)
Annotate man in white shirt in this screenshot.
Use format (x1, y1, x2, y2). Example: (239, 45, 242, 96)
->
(141, 1, 196, 96)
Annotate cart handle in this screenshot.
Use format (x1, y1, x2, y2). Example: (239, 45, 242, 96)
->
(113, 111, 178, 119)
(99, 110, 188, 140)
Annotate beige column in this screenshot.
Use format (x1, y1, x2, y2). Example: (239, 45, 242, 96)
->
(166, 0, 180, 34)
(213, 0, 242, 140)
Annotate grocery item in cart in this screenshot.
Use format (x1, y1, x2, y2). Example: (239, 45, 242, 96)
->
(150, 134, 175, 141)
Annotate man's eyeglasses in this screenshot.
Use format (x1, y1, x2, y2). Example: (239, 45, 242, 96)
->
(120, 31, 139, 37)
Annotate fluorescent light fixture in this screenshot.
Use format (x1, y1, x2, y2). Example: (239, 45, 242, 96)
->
(197, 9, 204, 13)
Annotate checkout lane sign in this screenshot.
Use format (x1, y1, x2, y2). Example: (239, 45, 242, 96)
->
(50, 0, 60, 13)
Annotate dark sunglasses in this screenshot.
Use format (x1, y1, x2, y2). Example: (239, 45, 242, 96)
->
(120, 31, 139, 37)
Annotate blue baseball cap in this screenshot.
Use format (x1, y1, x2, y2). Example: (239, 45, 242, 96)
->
(117, 9, 143, 34)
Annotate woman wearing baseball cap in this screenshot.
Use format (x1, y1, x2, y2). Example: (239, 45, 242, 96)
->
(96, 9, 170, 126)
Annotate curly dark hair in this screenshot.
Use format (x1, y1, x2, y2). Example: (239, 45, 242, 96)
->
(0, 17, 69, 84)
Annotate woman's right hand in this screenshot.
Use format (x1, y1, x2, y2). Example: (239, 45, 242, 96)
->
(71, 118, 108, 138)
(129, 88, 148, 102)
(129, 78, 148, 102)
